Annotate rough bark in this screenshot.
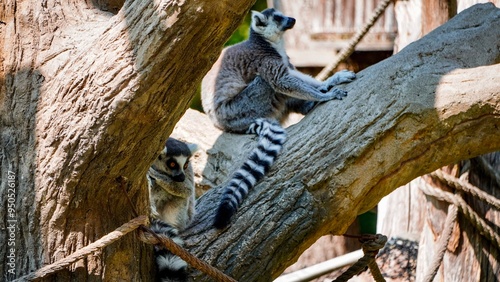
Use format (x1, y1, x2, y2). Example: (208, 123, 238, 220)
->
(177, 4, 500, 281)
(378, 2, 500, 281)
(0, 0, 254, 280)
(1, 2, 499, 282)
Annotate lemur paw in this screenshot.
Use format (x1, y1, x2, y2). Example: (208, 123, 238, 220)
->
(319, 70, 356, 92)
(327, 88, 348, 100)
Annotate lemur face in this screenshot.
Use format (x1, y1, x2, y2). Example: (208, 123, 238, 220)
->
(157, 154, 190, 182)
(251, 8, 296, 43)
(151, 138, 198, 182)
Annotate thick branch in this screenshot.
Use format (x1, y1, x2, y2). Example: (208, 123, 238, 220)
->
(1, 0, 255, 279)
(176, 4, 500, 281)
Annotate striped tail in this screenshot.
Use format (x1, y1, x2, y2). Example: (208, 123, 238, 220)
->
(213, 118, 287, 229)
(150, 219, 189, 282)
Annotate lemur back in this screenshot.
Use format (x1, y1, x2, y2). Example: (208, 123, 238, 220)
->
(201, 8, 356, 229)
(148, 137, 198, 282)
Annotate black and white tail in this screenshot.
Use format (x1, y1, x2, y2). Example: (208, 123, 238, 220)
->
(150, 219, 188, 282)
(213, 118, 287, 229)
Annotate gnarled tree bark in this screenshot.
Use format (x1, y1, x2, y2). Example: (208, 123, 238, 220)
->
(175, 3, 500, 281)
(1, 1, 499, 282)
(0, 0, 254, 280)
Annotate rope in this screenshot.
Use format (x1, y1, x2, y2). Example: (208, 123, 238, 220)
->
(16, 178, 236, 282)
(430, 170, 500, 210)
(361, 234, 387, 282)
(332, 234, 387, 282)
(14, 215, 149, 282)
(315, 0, 393, 81)
(117, 176, 236, 282)
(368, 258, 385, 282)
(421, 204, 458, 282)
(137, 226, 237, 282)
(419, 182, 500, 249)
(421, 168, 500, 279)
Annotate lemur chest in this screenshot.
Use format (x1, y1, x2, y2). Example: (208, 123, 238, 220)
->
(270, 41, 290, 67)
(161, 206, 187, 229)
(154, 195, 189, 229)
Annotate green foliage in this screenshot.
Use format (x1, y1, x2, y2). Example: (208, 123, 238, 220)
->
(358, 210, 377, 234)
(226, 0, 267, 46)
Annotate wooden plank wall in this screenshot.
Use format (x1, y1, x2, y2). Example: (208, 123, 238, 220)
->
(269, 0, 397, 67)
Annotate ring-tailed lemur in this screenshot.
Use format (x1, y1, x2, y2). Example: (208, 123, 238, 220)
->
(201, 8, 356, 229)
(148, 137, 198, 282)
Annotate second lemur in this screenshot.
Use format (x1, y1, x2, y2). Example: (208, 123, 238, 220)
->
(148, 137, 198, 282)
(201, 8, 356, 229)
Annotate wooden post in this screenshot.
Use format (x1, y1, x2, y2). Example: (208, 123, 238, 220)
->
(421, 0, 457, 34)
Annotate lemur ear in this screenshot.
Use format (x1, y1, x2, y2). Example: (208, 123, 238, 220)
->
(251, 10, 267, 27)
(187, 143, 199, 155)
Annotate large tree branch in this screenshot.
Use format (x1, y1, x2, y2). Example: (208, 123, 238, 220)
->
(36, 0, 255, 206)
(174, 4, 500, 281)
(1, 0, 255, 279)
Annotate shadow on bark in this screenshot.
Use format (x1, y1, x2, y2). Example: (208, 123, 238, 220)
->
(181, 4, 500, 280)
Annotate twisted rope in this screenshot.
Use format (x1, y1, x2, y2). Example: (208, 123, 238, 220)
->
(332, 234, 387, 282)
(430, 170, 500, 210)
(117, 177, 236, 282)
(368, 258, 385, 282)
(14, 214, 236, 282)
(316, 0, 393, 81)
(421, 168, 500, 280)
(419, 182, 500, 249)
(421, 204, 458, 282)
(16, 178, 236, 282)
(137, 227, 237, 282)
(14, 215, 149, 282)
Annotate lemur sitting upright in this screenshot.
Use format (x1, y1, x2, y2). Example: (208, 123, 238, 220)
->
(201, 8, 356, 229)
(148, 137, 198, 282)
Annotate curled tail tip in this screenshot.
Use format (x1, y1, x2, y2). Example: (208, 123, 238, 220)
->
(156, 252, 189, 282)
(157, 266, 188, 282)
(213, 217, 230, 229)
(150, 220, 189, 282)
(213, 202, 237, 229)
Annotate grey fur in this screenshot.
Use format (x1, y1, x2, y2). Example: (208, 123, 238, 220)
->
(148, 137, 198, 281)
(202, 8, 356, 133)
(201, 8, 356, 228)
(148, 138, 197, 230)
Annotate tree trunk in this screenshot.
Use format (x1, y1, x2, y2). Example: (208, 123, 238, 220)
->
(1, 2, 500, 282)
(378, 1, 500, 281)
(0, 0, 254, 280)
(178, 3, 500, 281)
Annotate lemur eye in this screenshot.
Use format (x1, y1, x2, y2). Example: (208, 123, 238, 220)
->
(169, 161, 176, 168)
(183, 161, 189, 170)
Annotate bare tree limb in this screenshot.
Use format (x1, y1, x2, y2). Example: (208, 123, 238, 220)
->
(173, 4, 500, 281)
(2, 1, 499, 281)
